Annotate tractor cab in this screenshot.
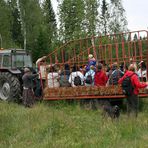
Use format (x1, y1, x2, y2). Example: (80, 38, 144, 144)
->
(0, 48, 32, 70)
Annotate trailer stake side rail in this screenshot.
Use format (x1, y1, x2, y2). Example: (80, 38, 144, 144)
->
(38, 30, 148, 100)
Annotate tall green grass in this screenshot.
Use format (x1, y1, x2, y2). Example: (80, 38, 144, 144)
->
(0, 99, 148, 148)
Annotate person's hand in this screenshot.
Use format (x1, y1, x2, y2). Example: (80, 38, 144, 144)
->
(41, 56, 46, 59)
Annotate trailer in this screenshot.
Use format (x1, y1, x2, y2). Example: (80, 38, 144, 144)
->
(38, 30, 148, 101)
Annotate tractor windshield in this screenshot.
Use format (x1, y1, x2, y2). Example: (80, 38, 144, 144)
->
(12, 54, 32, 68)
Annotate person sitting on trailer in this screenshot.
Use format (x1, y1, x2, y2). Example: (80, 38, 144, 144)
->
(84, 65, 95, 86)
(47, 65, 60, 88)
(69, 64, 84, 87)
(79, 65, 86, 76)
(85, 54, 96, 72)
(94, 63, 108, 86)
(107, 63, 124, 85)
(137, 61, 147, 82)
(59, 63, 71, 87)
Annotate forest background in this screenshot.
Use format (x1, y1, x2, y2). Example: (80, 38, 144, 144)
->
(0, 0, 132, 62)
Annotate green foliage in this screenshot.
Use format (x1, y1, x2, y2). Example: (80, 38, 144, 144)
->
(8, 0, 23, 47)
(42, 0, 58, 48)
(84, 0, 99, 36)
(33, 26, 49, 62)
(100, 0, 110, 35)
(109, 0, 128, 34)
(0, 0, 13, 48)
(0, 0, 130, 62)
(59, 0, 85, 41)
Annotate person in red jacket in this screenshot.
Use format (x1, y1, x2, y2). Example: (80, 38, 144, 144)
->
(94, 63, 108, 86)
(118, 64, 148, 117)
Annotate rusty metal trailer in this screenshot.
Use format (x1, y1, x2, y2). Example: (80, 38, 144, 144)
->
(38, 30, 148, 100)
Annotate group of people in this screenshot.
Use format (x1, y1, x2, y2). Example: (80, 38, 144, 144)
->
(45, 55, 147, 89)
(22, 54, 148, 118)
(46, 54, 108, 88)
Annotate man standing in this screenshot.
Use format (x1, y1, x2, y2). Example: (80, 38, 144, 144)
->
(22, 67, 39, 107)
(118, 64, 148, 117)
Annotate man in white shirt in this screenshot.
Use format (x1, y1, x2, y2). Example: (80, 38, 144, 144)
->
(69, 65, 84, 87)
(36, 56, 47, 80)
(47, 66, 60, 88)
(137, 61, 147, 82)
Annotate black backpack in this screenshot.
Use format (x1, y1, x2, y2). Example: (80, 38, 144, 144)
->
(85, 75, 93, 84)
(121, 73, 135, 96)
(74, 76, 81, 86)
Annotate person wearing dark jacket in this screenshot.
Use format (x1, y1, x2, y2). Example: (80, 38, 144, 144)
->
(108, 63, 124, 85)
(118, 64, 148, 117)
(22, 67, 39, 107)
(59, 64, 71, 87)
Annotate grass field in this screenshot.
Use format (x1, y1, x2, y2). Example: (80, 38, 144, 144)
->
(0, 99, 148, 148)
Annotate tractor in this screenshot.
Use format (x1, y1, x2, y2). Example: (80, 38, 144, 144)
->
(0, 48, 33, 101)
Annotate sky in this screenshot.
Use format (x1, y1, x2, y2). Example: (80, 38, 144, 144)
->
(123, 0, 148, 31)
(51, 0, 148, 32)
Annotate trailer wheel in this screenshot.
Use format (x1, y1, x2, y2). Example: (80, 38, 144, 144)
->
(0, 72, 21, 101)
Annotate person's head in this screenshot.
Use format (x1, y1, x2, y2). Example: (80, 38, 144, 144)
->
(129, 58, 134, 63)
(54, 64, 60, 72)
(49, 66, 55, 72)
(90, 65, 95, 70)
(64, 63, 70, 70)
(79, 65, 84, 71)
(128, 64, 136, 72)
(24, 67, 31, 73)
(97, 63, 102, 72)
(112, 62, 118, 70)
(38, 59, 45, 66)
(72, 64, 79, 72)
(88, 54, 93, 59)
(138, 61, 146, 69)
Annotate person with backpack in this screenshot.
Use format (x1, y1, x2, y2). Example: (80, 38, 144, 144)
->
(94, 63, 108, 86)
(118, 64, 148, 117)
(68, 65, 84, 87)
(84, 65, 95, 86)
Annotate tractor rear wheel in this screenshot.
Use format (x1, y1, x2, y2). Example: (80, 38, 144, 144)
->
(0, 72, 21, 101)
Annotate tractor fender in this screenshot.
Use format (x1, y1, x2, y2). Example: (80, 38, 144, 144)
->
(0, 68, 21, 74)
(8, 69, 22, 74)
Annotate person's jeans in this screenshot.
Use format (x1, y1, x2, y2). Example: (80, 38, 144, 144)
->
(127, 94, 139, 117)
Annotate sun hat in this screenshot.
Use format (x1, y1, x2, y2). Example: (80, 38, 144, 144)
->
(88, 54, 93, 59)
(138, 60, 144, 65)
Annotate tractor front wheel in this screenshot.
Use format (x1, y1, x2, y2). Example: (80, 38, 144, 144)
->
(0, 72, 21, 101)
